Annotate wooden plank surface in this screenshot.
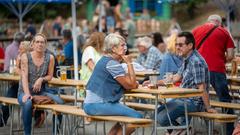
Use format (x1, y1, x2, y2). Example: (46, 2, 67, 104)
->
(0, 97, 18, 105)
(189, 112, 238, 119)
(210, 100, 240, 110)
(53, 105, 152, 124)
(130, 85, 203, 98)
(0, 73, 86, 88)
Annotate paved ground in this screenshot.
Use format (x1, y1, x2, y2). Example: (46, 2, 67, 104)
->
(0, 109, 225, 135)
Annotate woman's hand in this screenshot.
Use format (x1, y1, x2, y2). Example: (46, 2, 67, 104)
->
(32, 78, 43, 93)
(22, 94, 32, 103)
(121, 55, 132, 64)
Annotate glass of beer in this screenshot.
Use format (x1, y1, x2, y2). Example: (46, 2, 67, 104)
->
(164, 72, 174, 88)
(148, 72, 160, 89)
(57, 68, 67, 81)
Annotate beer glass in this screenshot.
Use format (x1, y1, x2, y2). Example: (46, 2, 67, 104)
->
(163, 72, 174, 88)
(148, 72, 160, 89)
(57, 68, 67, 81)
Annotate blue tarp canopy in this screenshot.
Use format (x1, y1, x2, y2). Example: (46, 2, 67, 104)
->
(0, 0, 71, 3)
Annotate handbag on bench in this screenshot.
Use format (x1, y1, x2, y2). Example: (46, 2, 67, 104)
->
(32, 95, 55, 105)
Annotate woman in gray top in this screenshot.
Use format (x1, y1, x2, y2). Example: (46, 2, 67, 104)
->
(17, 33, 62, 135)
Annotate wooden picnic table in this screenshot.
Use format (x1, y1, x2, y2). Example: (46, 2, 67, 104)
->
(0, 73, 86, 104)
(128, 85, 203, 135)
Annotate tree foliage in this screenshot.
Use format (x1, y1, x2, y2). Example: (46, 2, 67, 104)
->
(172, 0, 208, 18)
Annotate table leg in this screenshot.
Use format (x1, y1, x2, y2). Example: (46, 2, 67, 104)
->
(54, 113, 57, 135)
(154, 95, 158, 135)
(184, 99, 190, 135)
(164, 99, 173, 126)
(10, 105, 13, 135)
(75, 88, 78, 105)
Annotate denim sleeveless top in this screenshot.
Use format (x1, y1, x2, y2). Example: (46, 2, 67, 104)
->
(18, 52, 50, 95)
(86, 56, 124, 103)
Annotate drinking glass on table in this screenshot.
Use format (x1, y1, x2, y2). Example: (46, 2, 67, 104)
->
(57, 68, 67, 81)
(163, 72, 174, 88)
(148, 72, 160, 89)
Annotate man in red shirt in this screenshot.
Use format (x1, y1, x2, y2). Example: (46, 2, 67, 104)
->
(192, 14, 235, 135)
(0, 45, 4, 71)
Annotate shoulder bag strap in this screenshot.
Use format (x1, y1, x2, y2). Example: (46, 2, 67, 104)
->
(197, 25, 218, 50)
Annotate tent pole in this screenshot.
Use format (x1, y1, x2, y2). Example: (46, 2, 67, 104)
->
(18, 2, 23, 32)
(71, 0, 79, 80)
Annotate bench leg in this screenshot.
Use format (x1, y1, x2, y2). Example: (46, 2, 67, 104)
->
(10, 105, 13, 135)
(142, 127, 145, 135)
(122, 123, 126, 135)
(221, 124, 226, 135)
(95, 121, 98, 135)
(0, 110, 5, 126)
(31, 116, 34, 135)
(81, 116, 85, 135)
(191, 117, 195, 134)
(54, 114, 57, 135)
(103, 121, 106, 135)
(62, 115, 66, 135)
(208, 120, 214, 135)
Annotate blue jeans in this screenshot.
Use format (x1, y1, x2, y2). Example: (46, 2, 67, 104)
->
(210, 71, 234, 135)
(83, 102, 143, 118)
(157, 99, 201, 126)
(18, 91, 64, 135)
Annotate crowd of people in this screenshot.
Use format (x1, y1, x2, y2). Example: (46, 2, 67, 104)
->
(0, 5, 238, 134)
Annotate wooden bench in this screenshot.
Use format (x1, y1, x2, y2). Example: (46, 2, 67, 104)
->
(210, 100, 240, 110)
(188, 112, 237, 123)
(59, 94, 156, 112)
(188, 112, 238, 135)
(0, 97, 18, 106)
(124, 102, 155, 111)
(52, 104, 153, 135)
(0, 97, 19, 135)
(209, 90, 240, 100)
(229, 85, 240, 91)
(59, 94, 84, 103)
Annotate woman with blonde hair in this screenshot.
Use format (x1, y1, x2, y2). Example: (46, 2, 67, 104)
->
(15, 41, 31, 74)
(18, 33, 63, 135)
(158, 33, 183, 80)
(80, 32, 105, 82)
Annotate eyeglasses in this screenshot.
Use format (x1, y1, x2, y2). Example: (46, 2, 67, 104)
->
(175, 43, 186, 47)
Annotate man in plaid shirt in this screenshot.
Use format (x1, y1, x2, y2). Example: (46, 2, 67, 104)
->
(156, 32, 217, 134)
(135, 36, 162, 70)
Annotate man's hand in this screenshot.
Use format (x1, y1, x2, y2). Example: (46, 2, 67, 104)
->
(206, 107, 218, 113)
(142, 80, 150, 86)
